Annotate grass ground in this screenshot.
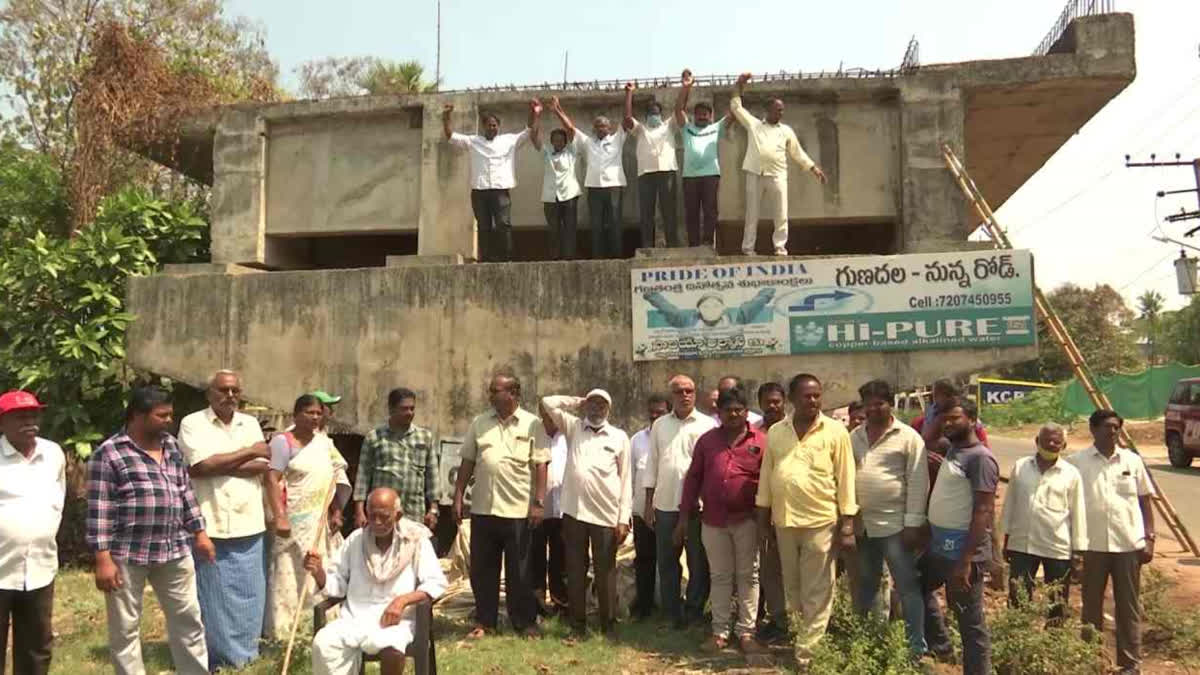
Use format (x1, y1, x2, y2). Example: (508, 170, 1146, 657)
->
(45, 567, 787, 674)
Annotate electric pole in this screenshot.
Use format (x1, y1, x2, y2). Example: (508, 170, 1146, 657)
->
(1126, 153, 1200, 233)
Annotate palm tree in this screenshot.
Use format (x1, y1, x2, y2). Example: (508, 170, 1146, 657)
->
(360, 59, 437, 95)
(1138, 290, 1165, 365)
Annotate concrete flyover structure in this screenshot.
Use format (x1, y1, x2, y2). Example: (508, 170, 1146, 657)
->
(126, 14, 1134, 437)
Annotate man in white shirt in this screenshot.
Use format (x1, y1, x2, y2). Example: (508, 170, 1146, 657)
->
(532, 108, 582, 260)
(1067, 409, 1155, 672)
(548, 94, 631, 259)
(443, 100, 542, 262)
(307, 488, 447, 675)
(1000, 422, 1086, 620)
(849, 379, 928, 657)
(178, 369, 271, 670)
(0, 390, 65, 675)
(711, 376, 763, 427)
(629, 393, 671, 620)
(525, 409, 569, 616)
(643, 374, 718, 628)
(624, 83, 680, 249)
(729, 72, 828, 256)
(541, 390, 632, 636)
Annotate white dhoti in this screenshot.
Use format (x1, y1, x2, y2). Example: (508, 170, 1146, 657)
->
(312, 616, 415, 675)
(308, 524, 446, 675)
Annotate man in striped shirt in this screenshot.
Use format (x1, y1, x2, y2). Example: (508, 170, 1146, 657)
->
(87, 386, 214, 675)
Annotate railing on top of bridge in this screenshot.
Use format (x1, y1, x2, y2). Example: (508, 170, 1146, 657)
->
(438, 67, 908, 96)
(900, 36, 920, 74)
(1033, 0, 1116, 56)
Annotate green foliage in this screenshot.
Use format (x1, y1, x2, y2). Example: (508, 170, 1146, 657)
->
(981, 387, 1078, 428)
(1161, 294, 1200, 365)
(0, 137, 71, 235)
(989, 586, 1104, 674)
(807, 583, 920, 675)
(0, 185, 208, 455)
(1007, 283, 1142, 382)
(1141, 567, 1200, 663)
(294, 57, 435, 99)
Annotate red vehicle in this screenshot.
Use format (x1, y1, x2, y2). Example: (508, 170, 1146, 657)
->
(1165, 377, 1200, 468)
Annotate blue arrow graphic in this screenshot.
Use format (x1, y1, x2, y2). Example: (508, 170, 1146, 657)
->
(788, 290, 854, 312)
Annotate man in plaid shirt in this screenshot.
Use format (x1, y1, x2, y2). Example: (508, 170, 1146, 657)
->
(86, 386, 215, 675)
(353, 387, 439, 530)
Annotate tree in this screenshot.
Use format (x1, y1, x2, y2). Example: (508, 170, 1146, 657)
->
(1138, 289, 1166, 365)
(1006, 283, 1142, 382)
(1162, 295, 1200, 365)
(294, 57, 436, 99)
(0, 0, 278, 177)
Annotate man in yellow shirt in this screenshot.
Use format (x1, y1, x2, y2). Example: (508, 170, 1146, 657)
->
(730, 73, 828, 256)
(453, 373, 550, 639)
(755, 373, 856, 664)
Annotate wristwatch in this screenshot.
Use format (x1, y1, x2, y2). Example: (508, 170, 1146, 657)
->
(1145, 532, 1157, 542)
(533, 498, 545, 508)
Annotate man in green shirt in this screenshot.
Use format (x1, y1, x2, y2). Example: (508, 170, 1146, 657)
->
(674, 69, 733, 248)
(353, 388, 438, 530)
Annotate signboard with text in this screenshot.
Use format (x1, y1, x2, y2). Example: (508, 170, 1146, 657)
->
(977, 377, 1055, 407)
(631, 250, 1036, 361)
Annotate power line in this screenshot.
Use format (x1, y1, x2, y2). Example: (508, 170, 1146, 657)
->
(1118, 250, 1178, 292)
(1007, 75, 1200, 239)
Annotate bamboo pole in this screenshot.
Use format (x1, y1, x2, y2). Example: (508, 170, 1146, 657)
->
(280, 479, 339, 673)
(940, 143, 1200, 557)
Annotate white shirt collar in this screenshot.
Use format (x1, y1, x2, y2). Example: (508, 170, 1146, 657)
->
(0, 434, 39, 460)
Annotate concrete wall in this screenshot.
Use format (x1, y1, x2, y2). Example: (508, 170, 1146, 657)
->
(265, 110, 423, 236)
(128, 257, 1036, 437)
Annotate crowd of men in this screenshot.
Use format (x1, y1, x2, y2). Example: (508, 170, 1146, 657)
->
(443, 69, 828, 261)
(0, 368, 1158, 674)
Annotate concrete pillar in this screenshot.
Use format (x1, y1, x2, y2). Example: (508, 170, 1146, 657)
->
(898, 79, 968, 253)
(210, 110, 265, 265)
(417, 97, 477, 259)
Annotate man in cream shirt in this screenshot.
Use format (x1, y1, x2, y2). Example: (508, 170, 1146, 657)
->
(178, 369, 271, 670)
(541, 389, 632, 635)
(729, 72, 828, 256)
(0, 390, 65, 675)
(643, 374, 717, 628)
(1000, 422, 1087, 619)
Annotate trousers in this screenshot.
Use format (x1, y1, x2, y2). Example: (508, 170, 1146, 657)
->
(104, 555, 209, 675)
(469, 515, 537, 631)
(631, 515, 657, 617)
(638, 170, 680, 248)
(1081, 551, 1142, 669)
(563, 514, 619, 630)
(0, 583, 54, 675)
(742, 172, 789, 255)
(701, 519, 760, 638)
(587, 187, 623, 258)
(922, 554, 990, 675)
(471, 189, 513, 262)
(1006, 550, 1071, 619)
(543, 198, 579, 260)
(654, 509, 709, 622)
(682, 175, 721, 247)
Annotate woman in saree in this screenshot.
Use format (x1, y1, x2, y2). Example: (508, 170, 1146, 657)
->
(264, 394, 351, 640)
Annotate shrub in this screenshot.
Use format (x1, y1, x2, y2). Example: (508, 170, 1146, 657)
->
(1142, 567, 1200, 663)
(989, 583, 1104, 674)
(807, 582, 920, 675)
(982, 387, 1078, 429)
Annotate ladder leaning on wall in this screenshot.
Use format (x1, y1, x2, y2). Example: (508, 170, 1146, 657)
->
(941, 143, 1200, 557)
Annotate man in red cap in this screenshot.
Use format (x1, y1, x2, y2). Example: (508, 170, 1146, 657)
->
(0, 390, 65, 675)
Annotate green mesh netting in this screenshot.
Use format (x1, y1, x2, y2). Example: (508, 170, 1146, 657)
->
(1063, 362, 1200, 420)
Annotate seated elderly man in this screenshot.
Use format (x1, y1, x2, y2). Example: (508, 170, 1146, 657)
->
(306, 488, 447, 675)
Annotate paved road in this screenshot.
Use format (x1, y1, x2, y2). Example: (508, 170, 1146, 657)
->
(990, 435, 1200, 553)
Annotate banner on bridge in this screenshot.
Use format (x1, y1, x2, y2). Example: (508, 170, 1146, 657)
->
(630, 249, 1036, 362)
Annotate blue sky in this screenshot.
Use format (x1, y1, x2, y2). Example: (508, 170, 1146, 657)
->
(228, 0, 1200, 311)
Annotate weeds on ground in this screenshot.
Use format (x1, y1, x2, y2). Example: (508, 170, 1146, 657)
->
(988, 583, 1104, 674)
(807, 583, 920, 675)
(1141, 567, 1200, 664)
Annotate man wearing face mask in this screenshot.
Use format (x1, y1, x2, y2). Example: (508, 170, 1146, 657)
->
(624, 83, 680, 249)
(675, 69, 734, 248)
(1000, 423, 1086, 620)
(540, 390, 632, 637)
(730, 73, 828, 256)
(443, 100, 542, 263)
(532, 101, 582, 260)
(548, 93, 633, 259)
